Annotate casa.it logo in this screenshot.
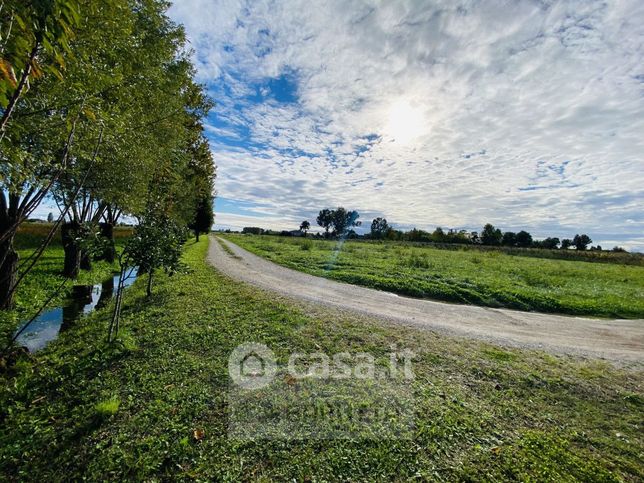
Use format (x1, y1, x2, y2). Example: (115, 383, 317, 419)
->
(228, 342, 277, 389)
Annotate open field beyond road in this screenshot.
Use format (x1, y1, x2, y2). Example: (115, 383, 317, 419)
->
(222, 234, 644, 319)
(211, 236, 644, 362)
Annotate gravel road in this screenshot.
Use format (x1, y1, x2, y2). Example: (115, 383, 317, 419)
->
(208, 236, 644, 363)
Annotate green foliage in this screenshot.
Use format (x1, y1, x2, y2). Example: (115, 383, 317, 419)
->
(481, 223, 503, 245)
(189, 196, 214, 237)
(0, 239, 641, 480)
(316, 208, 334, 236)
(316, 207, 361, 237)
(370, 217, 389, 239)
(225, 234, 644, 318)
(1, 0, 215, 308)
(124, 210, 188, 278)
(94, 396, 120, 419)
(0, 0, 80, 108)
(573, 233, 592, 251)
(515, 230, 533, 248)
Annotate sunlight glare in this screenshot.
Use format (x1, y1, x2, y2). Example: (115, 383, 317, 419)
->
(384, 100, 426, 144)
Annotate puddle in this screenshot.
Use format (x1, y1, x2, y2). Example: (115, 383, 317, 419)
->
(15, 268, 138, 352)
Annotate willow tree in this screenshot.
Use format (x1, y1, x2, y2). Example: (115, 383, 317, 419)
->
(52, 0, 212, 276)
(0, 0, 82, 308)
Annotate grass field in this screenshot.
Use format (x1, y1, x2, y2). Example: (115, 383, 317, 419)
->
(221, 234, 644, 319)
(0, 238, 642, 480)
(0, 223, 132, 344)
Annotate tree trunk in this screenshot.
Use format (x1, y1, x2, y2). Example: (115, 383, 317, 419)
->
(195, 229, 200, 242)
(80, 250, 92, 271)
(96, 222, 116, 262)
(97, 276, 114, 309)
(0, 236, 19, 310)
(146, 270, 153, 297)
(61, 222, 81, 278)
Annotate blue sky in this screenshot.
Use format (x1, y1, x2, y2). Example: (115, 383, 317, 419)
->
(168, 0, 644, 250)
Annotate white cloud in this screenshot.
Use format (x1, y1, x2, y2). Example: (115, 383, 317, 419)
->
(170, 0, 644, 249)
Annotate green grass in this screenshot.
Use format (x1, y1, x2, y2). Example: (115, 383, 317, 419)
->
(221, 234, 644, 319)
(0, 238, 642, 480)
(0, 225, 129, 344)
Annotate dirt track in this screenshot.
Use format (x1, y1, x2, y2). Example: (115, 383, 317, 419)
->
(208, 236, 644, 363)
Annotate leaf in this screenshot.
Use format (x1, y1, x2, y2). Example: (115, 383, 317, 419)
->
(0, 59, 17, 86)
(83, 107, 96, 121)
(192, 428, 205, 441)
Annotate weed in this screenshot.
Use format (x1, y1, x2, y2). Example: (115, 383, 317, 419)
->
(94, 397, 120, 419)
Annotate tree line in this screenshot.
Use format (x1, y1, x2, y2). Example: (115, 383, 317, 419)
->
(250, 210, 613, 252)
(369, 220, 600, 251)
(0, 1, 215, 311)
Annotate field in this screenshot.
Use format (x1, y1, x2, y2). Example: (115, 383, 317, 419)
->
(1, 238, 642, 480)
(221, 234, 644, 319)
(0, 223, 132, 343)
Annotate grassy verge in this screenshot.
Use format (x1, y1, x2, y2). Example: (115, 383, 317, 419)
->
(0, 238, 642, 480)
(0, 225, 130, 344)
(221, 234, 644, 319)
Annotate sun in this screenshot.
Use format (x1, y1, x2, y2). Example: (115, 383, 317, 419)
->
(383, 99, 426, 144)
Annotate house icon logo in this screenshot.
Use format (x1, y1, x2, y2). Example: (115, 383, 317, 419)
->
(228, 342, 277, 389)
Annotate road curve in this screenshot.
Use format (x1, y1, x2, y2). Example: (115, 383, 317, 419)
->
(208, 236, 644, 363)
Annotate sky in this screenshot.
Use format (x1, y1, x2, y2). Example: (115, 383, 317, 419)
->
(167, 0, 644, 250)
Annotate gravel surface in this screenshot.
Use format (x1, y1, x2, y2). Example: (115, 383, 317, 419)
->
(209, 236, 644, 363)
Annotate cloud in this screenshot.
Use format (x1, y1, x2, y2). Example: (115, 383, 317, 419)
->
(169, 0, 644, 249)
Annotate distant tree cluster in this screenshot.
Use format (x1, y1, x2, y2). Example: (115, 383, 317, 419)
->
(367, 221, 601, 252)
(316, 207, 361, 238)
(477, 224, 595, 250)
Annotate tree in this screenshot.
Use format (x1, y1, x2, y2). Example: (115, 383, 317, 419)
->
(370, 217, 389, 239)
(299, 220, 310, 235)
(47, 212, 54, 223)
(572, 234, 592, 251)
(189, 196, 214, 242)
(515, 230, 533, 248)
(332, 207, 360, 236)
(316, 209, 334, 237)
(0, 0, 80, 133)
(481, 224, 502, 246)
(1, 0, 215, 305)
(108, 209, 188, 341)
(541, 237, 560, 249)
(502, 231, 517, 246)
(561, 238, 573, 250)
(1, 0, 110, 300)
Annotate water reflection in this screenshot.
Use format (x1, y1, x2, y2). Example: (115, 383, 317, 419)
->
(15, 268, 137, 352)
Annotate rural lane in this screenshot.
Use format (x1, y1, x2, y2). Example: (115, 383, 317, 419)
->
(209, 236, 644, 363)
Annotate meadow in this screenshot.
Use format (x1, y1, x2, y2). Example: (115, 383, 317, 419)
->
(222, 234, 644, 319)
(1, 238, 642, 480)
